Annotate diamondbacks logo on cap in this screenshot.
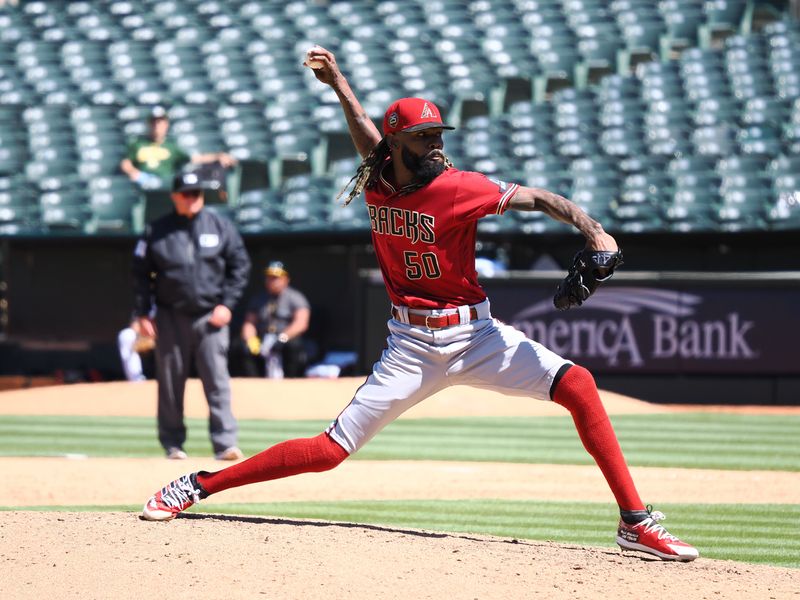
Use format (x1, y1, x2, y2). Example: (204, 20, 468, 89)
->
(388, 112, 399, 128)
(420, 103, 436, 119)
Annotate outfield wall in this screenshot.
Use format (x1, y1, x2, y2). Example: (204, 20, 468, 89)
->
(1, 233, 799, 404)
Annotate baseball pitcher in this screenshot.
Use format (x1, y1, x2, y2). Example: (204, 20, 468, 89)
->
(141, 47, 697, 562)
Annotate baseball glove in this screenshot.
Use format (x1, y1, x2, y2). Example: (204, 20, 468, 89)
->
(553, 249, 624, 310)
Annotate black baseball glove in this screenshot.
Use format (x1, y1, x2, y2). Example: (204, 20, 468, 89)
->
(553, 249, 624, 310)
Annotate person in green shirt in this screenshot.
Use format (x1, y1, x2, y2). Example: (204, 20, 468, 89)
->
(120, 106, 237, 190)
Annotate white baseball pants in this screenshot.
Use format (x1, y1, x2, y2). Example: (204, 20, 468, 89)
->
(327, 300, 571, 454)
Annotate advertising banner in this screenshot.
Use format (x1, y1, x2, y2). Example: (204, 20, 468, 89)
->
(358, 272, 800, 376)
(485, 282, 799, 375)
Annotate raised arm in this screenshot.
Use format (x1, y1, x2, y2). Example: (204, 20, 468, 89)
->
(190, 151, 237, 168)
(304, 46, 382, 158)
(507, 186, 618, 251)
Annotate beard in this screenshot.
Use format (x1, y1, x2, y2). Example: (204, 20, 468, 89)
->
(401, 147, 447, 183)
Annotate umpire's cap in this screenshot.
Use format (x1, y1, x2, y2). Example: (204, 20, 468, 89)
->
(382, 97, 454, 136)
(172, 171, 206, 193)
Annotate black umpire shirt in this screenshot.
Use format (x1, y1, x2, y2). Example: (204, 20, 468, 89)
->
(132, 208, 251, 317)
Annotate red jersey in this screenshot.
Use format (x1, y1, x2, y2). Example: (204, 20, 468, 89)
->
(364, 164, 519, 309)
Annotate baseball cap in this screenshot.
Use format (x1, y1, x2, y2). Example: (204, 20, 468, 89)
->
(382, 97, 454, 136)
(149, 105, 168, 120)
(265, 261, 288, 277)
(171, 172, 206, 193)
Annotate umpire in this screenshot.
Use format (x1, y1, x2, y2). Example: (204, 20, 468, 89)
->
(132, 171, 251, 461)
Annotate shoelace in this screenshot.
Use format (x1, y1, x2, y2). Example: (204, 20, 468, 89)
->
(160, 476, 200, 509)
(641, 509, 679, 542)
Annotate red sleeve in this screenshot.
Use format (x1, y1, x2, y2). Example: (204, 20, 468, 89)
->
(452, 171, 519, 221)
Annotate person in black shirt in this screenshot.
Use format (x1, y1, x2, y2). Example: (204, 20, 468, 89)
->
(132, 172, 251, 461)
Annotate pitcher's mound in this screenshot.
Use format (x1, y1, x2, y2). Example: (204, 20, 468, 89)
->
(1, 511, 795, 600)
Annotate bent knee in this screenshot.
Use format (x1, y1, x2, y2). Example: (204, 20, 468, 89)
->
(551, 364, 598, 408)
(312, 432, 349, 471)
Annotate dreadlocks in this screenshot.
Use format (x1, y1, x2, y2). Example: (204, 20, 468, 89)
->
(337, 138, 390, 205)
(336, 138, 454, 205)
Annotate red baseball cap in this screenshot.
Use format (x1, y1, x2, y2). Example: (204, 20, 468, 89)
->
(382, 97, 454, 136)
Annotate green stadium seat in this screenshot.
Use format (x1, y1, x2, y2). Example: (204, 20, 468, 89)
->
(617, 15, 664, 73)
(692, 96, 739, 126)
(662, 189, 717, 232)
(0, 0, 796, 236)
(674, 171, 721, 192)
(599, 97, 645, 129)
(596, 72, 641, 99)
(692, 124, 737, 156)
(523, 171, 572, 198)
(699, 0, 749, 48)
(600, 126, 648, 157)
(730, 70, 775, 100)
(714, 205, 765, 231)
(741, 96, 790, 127)
(86, 191, 137, 234)
(618, 154, 668, 174)
(40, 202, 89, 232)
(328, 198, 371, 231)
(765, 192, 800, 230)
(781, 122, 800, 153)
(716, 154, 768, 177)
(0, 201, 42, 235)
(659, 1, 703, 58)
(534, 44, 580, 101)
(612, 198, 665, 232)
(620, 172, 673, 205)
(737, 124, 783, 155)
(771, 170, 800, 197)
(719, 171, 770, 191)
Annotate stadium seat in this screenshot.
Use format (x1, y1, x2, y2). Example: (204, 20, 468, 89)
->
(692, 96, 740, 126)
(620, 171, 673, 205)
(0, 0, 796, 237)
(699, 0, 749, 48)
(692, 124, 737, 156)
(659, 0, 703, 58)
(662, 190, 717, 232)
(737, 124, 783, 155)
(716, 154, 768, 178)
(86, 191, 137, 234)
(617, 154, 668, 175)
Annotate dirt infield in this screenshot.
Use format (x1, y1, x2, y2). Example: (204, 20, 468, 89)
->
(2, 511, 799, 600)
(2, 379, 798, 599)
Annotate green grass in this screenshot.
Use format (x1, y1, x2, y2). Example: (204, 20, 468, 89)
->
(0, 414, 797, 471)
(3, 501, 796, 568)
(2, 412, 798, 569)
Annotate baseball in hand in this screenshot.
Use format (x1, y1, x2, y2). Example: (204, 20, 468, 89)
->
(305, 47, 324, 69)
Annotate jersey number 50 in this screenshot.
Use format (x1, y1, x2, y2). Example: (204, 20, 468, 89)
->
(404, 251, 441, 280)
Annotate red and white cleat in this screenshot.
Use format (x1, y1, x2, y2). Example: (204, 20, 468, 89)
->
(616, 507, 699, 561)
(142, 472, 206, 521)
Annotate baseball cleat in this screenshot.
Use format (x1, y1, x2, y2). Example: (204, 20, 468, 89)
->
(616, 507, 699, 561)
(142, 472, 207, 521)
(166, 447, 188, 460)
(214, 446, 244, 461)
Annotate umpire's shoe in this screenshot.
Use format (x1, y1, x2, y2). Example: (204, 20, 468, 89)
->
(142, 472, 208, 521)
(616, 506, 699, 561)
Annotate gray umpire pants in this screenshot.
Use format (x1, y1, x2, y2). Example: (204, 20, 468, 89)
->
(155, 306, 238, 454)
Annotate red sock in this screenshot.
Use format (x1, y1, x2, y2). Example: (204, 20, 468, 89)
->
(197, 432, 349, 495)
(552, 365, 644, 512)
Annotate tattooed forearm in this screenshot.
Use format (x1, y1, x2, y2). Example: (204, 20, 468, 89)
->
(508, 186, 605, 240)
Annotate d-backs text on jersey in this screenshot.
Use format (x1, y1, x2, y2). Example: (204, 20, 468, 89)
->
(366, 204, 435, 244)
